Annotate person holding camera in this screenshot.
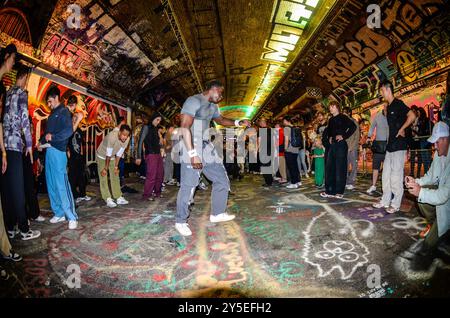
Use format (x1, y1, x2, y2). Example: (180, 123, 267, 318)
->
(367, 103, 389, 194)
(404, 122, 450, 270)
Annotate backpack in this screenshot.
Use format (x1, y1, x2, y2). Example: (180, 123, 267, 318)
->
(290, 127, 303, 149)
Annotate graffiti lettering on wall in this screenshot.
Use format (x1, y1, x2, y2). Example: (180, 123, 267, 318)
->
(318, 0, 445, 89)
(330, 6, 450, 107)
(395, 14, 450, 83)
(42, 34, 95, 85)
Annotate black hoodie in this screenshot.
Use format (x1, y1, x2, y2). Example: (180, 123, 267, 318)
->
(137, 113, 162, 158)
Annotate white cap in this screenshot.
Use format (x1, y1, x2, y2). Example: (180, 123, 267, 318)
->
(427, 121, 450, 143)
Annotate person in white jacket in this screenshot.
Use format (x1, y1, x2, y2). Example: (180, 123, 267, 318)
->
(405, 121, 450, 269)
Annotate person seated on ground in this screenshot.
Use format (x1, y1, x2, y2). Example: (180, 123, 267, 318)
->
(404, 122, 450, 270)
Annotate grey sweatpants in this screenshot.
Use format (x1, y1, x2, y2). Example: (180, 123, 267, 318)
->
(176, 142, 230, 224)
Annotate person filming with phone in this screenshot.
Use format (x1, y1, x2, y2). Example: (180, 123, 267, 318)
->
(404, 121, 450, 270)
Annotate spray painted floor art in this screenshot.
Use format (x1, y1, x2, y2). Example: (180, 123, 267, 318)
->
(1, 175, 450, 298)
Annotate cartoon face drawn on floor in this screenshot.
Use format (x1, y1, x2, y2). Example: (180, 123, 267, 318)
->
(302, 206, 371, 280)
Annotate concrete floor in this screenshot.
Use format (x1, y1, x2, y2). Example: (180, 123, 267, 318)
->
(1, 174, 450, 298)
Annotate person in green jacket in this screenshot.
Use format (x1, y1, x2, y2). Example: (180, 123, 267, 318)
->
(312, 138, 325, 187)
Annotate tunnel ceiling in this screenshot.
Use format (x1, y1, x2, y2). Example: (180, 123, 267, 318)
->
(2, 0, 449, 121)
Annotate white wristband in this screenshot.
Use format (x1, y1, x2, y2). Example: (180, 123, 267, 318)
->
(188, 149, 198, 158)
(234, 120, 241, 127)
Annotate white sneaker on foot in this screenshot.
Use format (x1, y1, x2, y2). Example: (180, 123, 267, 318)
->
(75, 197, 84, 204)
(33, 216, 46, 222)
(372, 202, 389, 209)
(175, 223, 192, 236)
(20, 230, 41, 241)
(386, 206, 400, 214)
(366, 185, 377, 194)
(68, 220, 78, 230)
(83, 196, 92, 201)
(106, 198, 117, 208)
(210, 213, 235, 223)
(346, 185, 355, 190)
(297, 182, 302, 187)
(116, 197, 129, 205)
(50, 216, 66, 224)
(7, 229, 20, 239)
(286, 183, 299, 189)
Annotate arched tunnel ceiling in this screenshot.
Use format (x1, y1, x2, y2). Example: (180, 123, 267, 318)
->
(3, 0, 449, 122)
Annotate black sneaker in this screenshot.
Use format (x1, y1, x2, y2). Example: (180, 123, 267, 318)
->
(3, 250, 22, 262)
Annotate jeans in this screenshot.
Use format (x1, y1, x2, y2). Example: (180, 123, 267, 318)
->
(297, 149, 308, 175)
(285, 152, 300, 184)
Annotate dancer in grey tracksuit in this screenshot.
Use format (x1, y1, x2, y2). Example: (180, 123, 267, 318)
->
(174, 80, 250, 236)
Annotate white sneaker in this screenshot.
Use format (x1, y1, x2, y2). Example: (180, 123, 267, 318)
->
(116, 197, 129, 205)
(286, 183, 299, 189)
(68, 220, 78, 230)
(346, 185, 355, 190)
(366, 185, 377, 194)
(7, 229, 20, 239)
(106, 198, 117, 208)
(175, 223, 192, 236)
(50, 216, 66, 224)
(83, 196, 92, 201)
(372, 202, 389, 209)
(33, 216, 46, 222)
(75, 197, 84, 204)
(297, 182, 302, 187)
(210, 213, 235, 223)
(20, 230, 41, 241)
(305, 173, 309, 178)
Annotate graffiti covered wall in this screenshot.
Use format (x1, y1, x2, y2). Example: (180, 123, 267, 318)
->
(27, 74, 128, 164)
(38, 0, 162, 104)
